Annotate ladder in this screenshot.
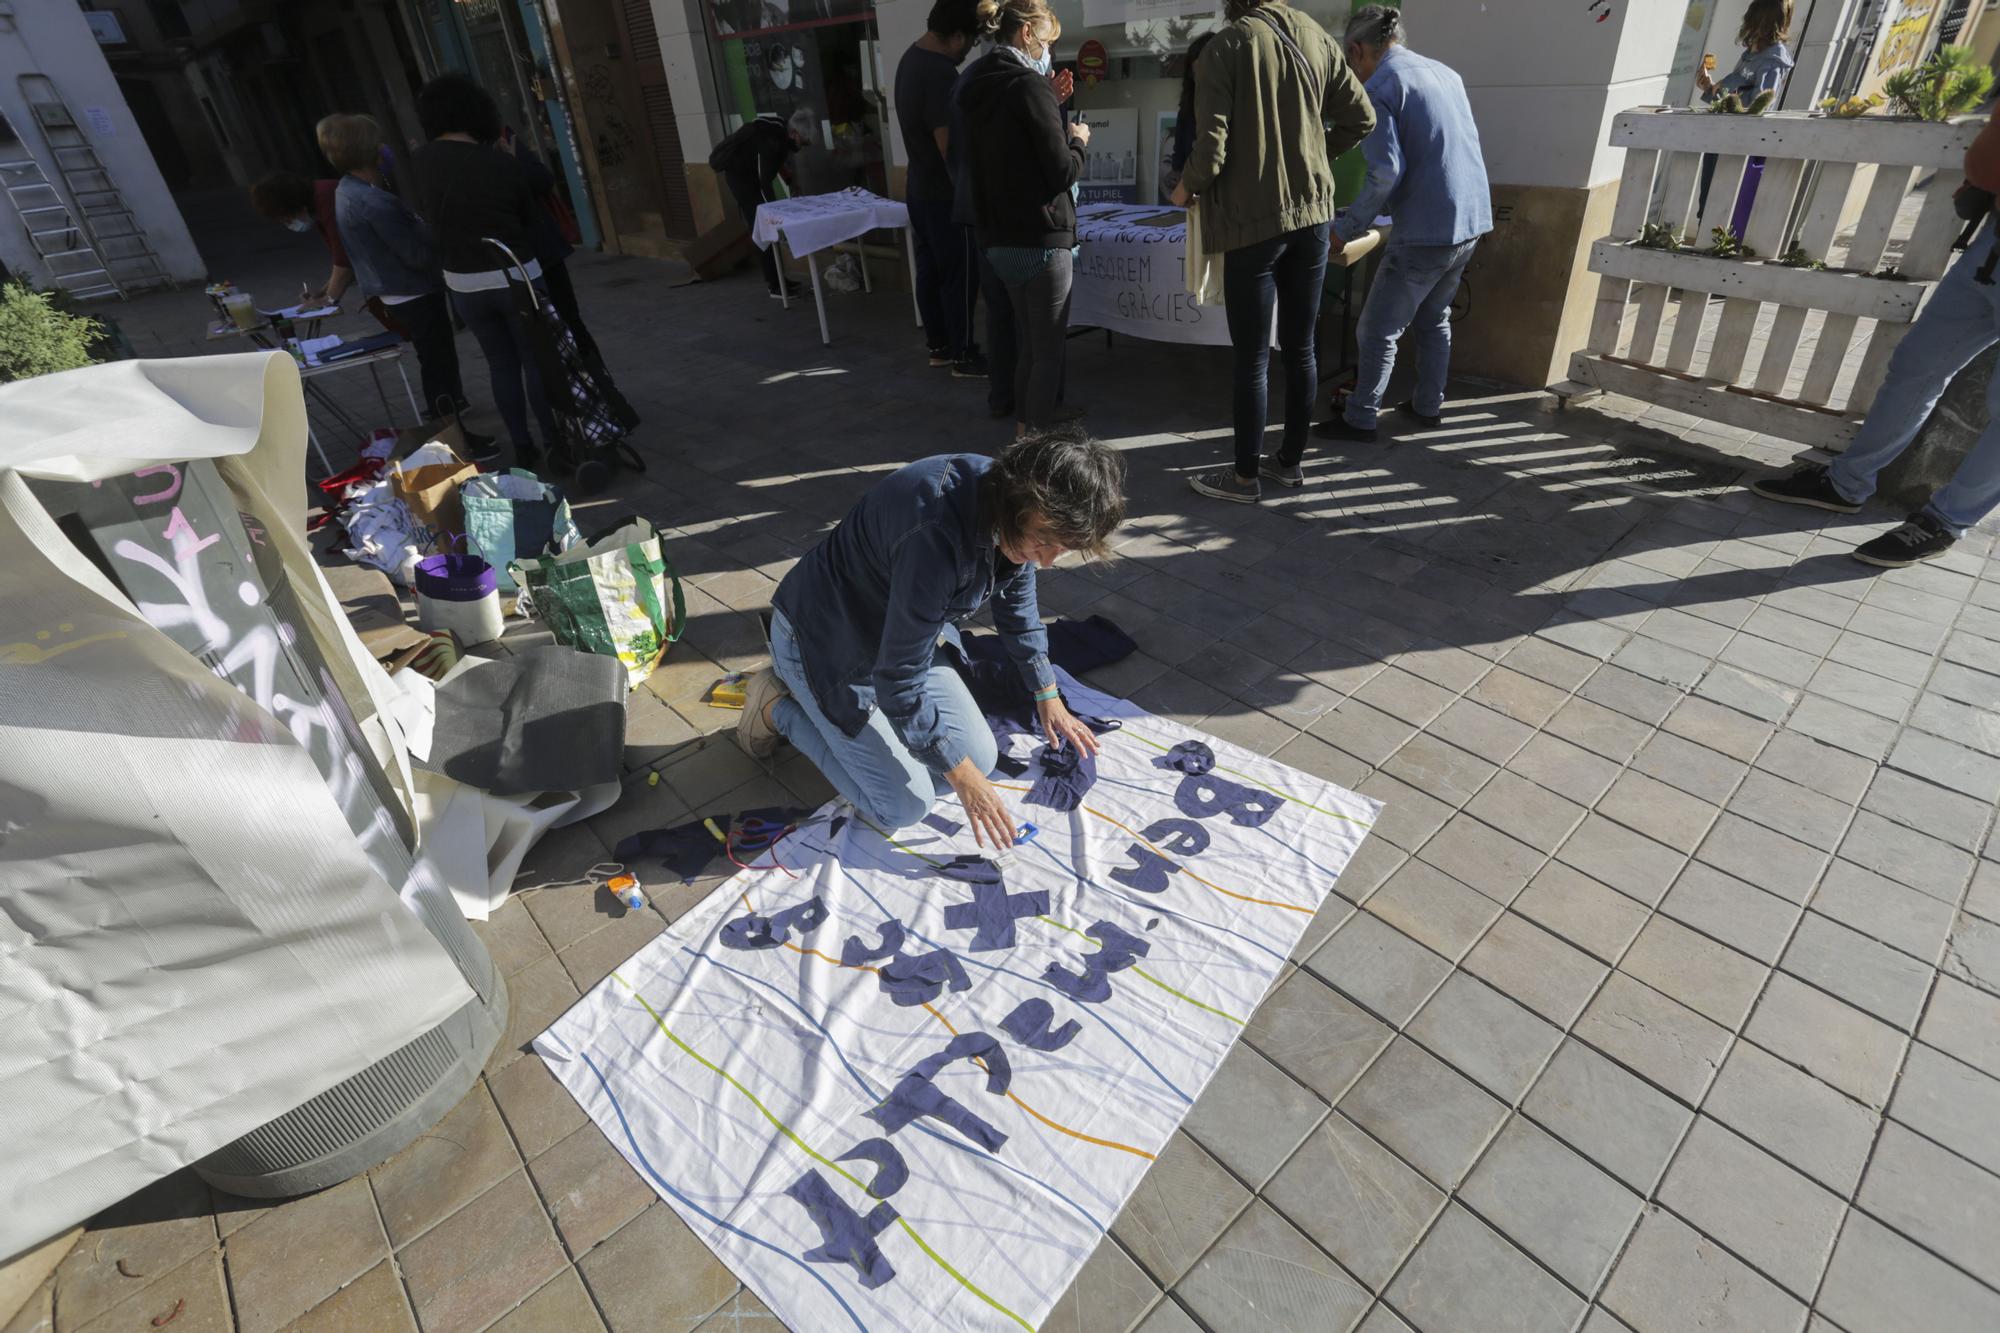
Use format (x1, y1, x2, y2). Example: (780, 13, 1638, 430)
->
(6, 74, 170, 298)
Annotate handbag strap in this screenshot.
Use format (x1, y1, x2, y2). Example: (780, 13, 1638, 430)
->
(1246, 9, 1324, 110)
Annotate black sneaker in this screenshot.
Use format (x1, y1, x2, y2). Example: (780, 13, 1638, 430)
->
(1260, 455, 1304, 488)
(928, 347, 953, 368)
(1190, 468, 1261, 504)
(1398, 401, 1443, 430)
(952, 352, 989, 378)
(1750, 464, 1862, 513)
(1853, 513, 1955, 568)
(1313, 416, 1379, 443)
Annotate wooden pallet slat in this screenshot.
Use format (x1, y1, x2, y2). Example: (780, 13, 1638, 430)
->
(1752, 159, 1859, 395)
(1587, 146, 1661, 355)
(1708, 156, 1808, 384)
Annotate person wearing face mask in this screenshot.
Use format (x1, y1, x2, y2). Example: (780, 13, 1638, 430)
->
(249, 171, 355, 306)
(735, 429, 1125, 844)
(960, 0, 1090, 436)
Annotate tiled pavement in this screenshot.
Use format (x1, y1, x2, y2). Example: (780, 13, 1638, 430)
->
(16, 203, 2000, 1332)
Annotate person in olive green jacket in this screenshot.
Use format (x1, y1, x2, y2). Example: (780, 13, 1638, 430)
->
(1171, 0, 1374, 503)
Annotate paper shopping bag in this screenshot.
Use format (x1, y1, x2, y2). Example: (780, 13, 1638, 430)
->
(391, 451, 477, 547)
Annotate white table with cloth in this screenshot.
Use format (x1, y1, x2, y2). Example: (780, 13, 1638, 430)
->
(752, 188, 923, 346)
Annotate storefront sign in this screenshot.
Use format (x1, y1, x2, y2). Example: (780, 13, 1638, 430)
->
(1078, 39, 1109, 87)
(1075, 107, 1137, 204)
(1081, 0, 1218, 27)
(1858, 0, 1943, 100)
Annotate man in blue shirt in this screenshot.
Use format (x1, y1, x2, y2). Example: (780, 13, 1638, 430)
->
(1317, 5, 1492, 444)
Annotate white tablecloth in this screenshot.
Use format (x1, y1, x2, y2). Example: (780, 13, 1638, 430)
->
(751, 188, 910, 259)
(1071, 203, 1230, 346)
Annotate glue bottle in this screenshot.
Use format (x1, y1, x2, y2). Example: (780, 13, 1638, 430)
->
(608, 872, 644, 910)
(989, 822, 1040, 871)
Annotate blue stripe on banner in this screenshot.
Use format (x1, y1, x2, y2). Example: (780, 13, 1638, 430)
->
(683, 945, 1111, 1232)
(1022, 837, 1287, 967)
(828, 861, 1194, 1104)
(578, 1051, 872, 1333)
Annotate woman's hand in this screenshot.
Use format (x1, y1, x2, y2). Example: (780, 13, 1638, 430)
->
(1696, 70, 1715, 95)
(1070, 119, 1093, 147)
(1038, 696, 1102, 758)
(1050, 69, 1075, 102)
(1170, 181, 1192, 208)
(946, 759, 1016, 850)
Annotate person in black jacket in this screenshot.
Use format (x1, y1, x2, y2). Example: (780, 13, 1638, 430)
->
(961, 0, 1089, 433)
(498, 128, 600, 366)
(411, 75, 560, 468)
(710, 110, 815, 297)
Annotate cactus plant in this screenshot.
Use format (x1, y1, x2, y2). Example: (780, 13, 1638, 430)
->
(1881, 45, 1994, 122)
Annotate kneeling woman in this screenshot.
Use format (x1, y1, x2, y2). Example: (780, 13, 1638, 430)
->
(739, 430, 1126, 847)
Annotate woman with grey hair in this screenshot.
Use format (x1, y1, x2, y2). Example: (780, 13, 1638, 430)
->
(737, 429, 1127, 844)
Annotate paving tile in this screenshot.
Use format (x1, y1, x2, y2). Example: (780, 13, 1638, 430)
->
(1889, 729, 2000, 803)
(1579, 664, 1684, 726)
(1944, 910, 2000, 995)
(223, 1176, 385, 1333)
(1742, 603, 1843, 656)
(525, 1124, 653, 1258)
(576, 1202, 737, 1333)
(1461, 1114, 1642, 1293)
(1364, 859, 1504, 960)
(1505, 732, 1622, 806)
(1656, 1117, 1844, 1300)
(1307, 910, 1452, 1026)
(1354, 773, 1455, 854)
(1657, 861, 1800, 964)
(1628, 733, 1746, 807)
(1857, 1121, 2000, 1289)
(1539, 610, 1632, 660)
(1729, 770, 1853, 853)
(1695, 664, 1798, 723)
(1753, 732, 1876, 806)
(477, 896, 558, 977)
(1355, 1305, 1416, 1333)
(1810, 859, 1957, 963)
(1601, 1207, 1807, 1333)
(1612, 635, 1711, 690)
(1133, 1296, 1202, 1333)
(1780, 912, 1933, 1031)
(1859, 767, 1992, 850)
(1637, 607, 1735, 658)
(1521, 1039, 1687, 1200)
(1839, 809, 1976, 901)
(1327, 832, 1408, 908)
(1579, 1308, 1638, 1333)
(1696, 814, 1825, 904)
(1426, 698, 1535, 765)
(1889, 1043, 2000, 1176)
(1385, 1204, 1584, 1333)
(1787, 693, 1899, 761)
(1910, 691, 2000, 758)
(56, 1172, 218, 1329)
(1806, 660, 1918, 721)
(490, 953, 586, 1074)
(1379, 732, 1495, 807)
(488, 1268, 606, 1333)
(1706, 1036, 1880, 1196)
(1971, 858, 2000, 924)
(1265, 1111, 1444, 1291)
(371, 1083, 522, 1248)
(1466, 666, 1570, 727)
(1501, 637, 1600, 691)
(1338, 1038, 1508, 1190)
(74, 1249, 231, 1333)
(1175, 1201, 1372, 1333)
(398, 1171, 565, 1333)
(1817, 1208, 2000, 1333)
(1513, 861, 1651, 963)
(1398, 643, 1493, 692)
(1112, 1131, 1252, 1286)
(286, 1260, 417, 1333)
(1183, 1042, 1328, 1188)
(1246, 968, 1396, 1102)
(1462, 911, 1610, 1026)
(1043, 1237, 1160, 1333)
(1597, 772, 1721, 855)
(1745, 973, 1906, 1109)
(1546, 694, 1655, 764)
(1928, 659, 2000, 710)
(1660, 696, 1772, 763)
(1846, 602, 1948, 653)
(1826, 630, 1935, 686)
(1408, 972, 1563, 1103)
(1576, 973, 1730, 1104)
(1716, 632, 1820, 688)
(1464, 771, 1587, 855)
(1920, 975, 2000, 1077)
(1269, 733, 1369, 792)
(1415, 813, 1546, 904)
(1618, 916, 1768, 1029)
(1352, 667, 1458, 728)
(1308, 699, 1419, 767)
(488, 1056, 590, 1161)
(1557, 814, 1685, 907)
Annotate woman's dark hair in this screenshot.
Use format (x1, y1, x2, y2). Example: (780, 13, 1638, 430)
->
(248, 171, 313, 220)
(986, 427, 1127, 559)
(1178, 33, 1215, 126)
(417, 73, 504, 143)
(928, 0, 983, 41)
(1739, 0, 1792, 50)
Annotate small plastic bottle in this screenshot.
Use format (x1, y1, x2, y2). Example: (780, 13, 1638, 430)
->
(608, 873, 644, 910)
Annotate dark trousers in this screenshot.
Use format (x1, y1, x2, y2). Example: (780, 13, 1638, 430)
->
(451, 280, 560, 451)
(978, 249, 1015, 414)
(391, 291, 466, 417)
(1223, 221, 1330, 475)
(1000, 249, 1073, 429)
(726, 168, 783, 292)
(539, 257, 599, 365)
(909, 197, 976, 358)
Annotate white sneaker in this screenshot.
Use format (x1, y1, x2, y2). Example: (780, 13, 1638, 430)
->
(736, 667, 789, 759)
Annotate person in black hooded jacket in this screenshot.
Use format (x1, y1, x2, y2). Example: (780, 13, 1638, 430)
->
(960, 0, 1089, 434)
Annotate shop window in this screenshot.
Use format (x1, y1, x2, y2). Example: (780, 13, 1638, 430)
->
(706, 3, 887, 195)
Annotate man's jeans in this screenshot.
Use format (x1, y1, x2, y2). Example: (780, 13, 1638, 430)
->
(1345, 238, 1479, 430)
(767, 609, 997, 830)
(909, 197, 975, 358)
(1222, 221, 1330, 475)
(1829, 228, 2000, 535)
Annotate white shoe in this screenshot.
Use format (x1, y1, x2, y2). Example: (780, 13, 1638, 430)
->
(736, 667, 789, 759)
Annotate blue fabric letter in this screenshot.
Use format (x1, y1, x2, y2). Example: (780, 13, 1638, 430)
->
(785, 1169, 898, 1289)
(1000, 997, 1081, 1052)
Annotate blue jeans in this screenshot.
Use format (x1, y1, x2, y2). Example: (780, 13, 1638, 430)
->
(1829, 230, 2000, 535)
(1223, 221, 1330, 474)
(1346, 238, 1479, 429)
(767, 609, 998, 830)
(909, 197, 976, 359)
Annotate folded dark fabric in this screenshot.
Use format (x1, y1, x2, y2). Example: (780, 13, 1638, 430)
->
(422, 644, 627, 795)
(614, 806, 808, 883)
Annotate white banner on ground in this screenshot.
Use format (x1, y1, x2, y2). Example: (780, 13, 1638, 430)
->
(538, 673, 1380, 1332)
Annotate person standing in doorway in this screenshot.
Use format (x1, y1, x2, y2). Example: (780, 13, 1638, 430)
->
(1314, 6, 1491, 446)
(897, 0, 987, 377)
(1173, 0, 1374, 503)
(710, 109, 817, 299)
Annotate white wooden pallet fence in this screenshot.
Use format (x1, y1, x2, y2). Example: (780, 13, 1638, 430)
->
(1570, 108, 1985, 450)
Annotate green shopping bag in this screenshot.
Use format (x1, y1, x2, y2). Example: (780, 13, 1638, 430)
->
(461, 469, 581, 591)
(510, 518, 685, 688)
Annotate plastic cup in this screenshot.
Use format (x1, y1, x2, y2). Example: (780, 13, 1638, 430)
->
(223, 292, 258, 330)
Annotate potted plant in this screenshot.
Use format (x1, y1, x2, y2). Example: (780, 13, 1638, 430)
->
(1881, 45, 1995, 122)
(0, 282, 101, 384)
